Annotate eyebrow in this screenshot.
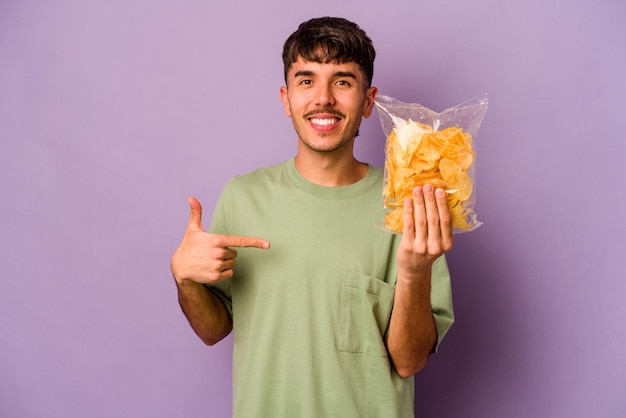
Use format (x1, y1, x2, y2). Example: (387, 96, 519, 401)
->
(334, 71, 357, 79)
(293, 70, 358, 79)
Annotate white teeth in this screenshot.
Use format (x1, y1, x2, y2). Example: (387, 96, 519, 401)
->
(310, 118, 338, 126)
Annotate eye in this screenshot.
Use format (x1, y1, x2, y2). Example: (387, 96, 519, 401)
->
(335, 78, 354, 88)
(298, 79, 313, 86)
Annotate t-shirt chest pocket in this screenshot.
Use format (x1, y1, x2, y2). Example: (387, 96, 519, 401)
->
(337, 271, 396, 357)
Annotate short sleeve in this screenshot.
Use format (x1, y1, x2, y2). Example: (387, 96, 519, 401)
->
(203, 181, 236, 316)
(430, 255, 455, 352)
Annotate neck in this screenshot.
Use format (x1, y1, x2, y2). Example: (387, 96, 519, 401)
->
(293, 152, 368, 187)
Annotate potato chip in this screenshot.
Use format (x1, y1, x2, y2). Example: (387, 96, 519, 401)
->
(382, 119, 477, 233)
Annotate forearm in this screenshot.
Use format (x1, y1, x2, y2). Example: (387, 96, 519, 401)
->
(385, 269, 437, 378)
(175, 278, 233, 346)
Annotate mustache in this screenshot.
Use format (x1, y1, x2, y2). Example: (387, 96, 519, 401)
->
(304, 108, 345, 118)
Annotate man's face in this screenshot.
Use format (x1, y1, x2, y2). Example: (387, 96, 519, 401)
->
(280, 57, 377, 155)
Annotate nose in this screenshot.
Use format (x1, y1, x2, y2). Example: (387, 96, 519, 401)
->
(315, 83, 335, 107)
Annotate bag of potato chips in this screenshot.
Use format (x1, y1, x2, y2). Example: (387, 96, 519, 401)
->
(375, 94, 488, 234)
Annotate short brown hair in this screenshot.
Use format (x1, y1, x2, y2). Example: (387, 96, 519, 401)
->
(282, 17, 376, 88)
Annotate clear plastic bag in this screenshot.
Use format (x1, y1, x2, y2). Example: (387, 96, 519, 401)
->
(375, 94, 488, 234)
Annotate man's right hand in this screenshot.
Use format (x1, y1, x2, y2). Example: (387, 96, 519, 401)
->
(171, 196, 270, 285)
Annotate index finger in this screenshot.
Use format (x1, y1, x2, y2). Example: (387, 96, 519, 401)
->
(220, 235, 270, 250)
(435, 188, 454, 247)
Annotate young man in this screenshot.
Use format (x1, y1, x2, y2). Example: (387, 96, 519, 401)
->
(171, 17, 454, 417)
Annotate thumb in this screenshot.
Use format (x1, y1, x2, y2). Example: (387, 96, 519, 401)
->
(186, 196, 205, 231)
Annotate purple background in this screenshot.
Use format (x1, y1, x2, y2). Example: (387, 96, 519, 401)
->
(1, 1, 625, 417)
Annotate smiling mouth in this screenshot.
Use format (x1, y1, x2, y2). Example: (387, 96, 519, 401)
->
(309, 117, 339, 126)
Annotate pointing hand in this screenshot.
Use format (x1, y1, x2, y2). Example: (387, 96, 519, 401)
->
(171, 196, 270, 284)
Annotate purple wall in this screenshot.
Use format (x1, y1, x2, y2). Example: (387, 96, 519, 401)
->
(1, 1, 624, 417)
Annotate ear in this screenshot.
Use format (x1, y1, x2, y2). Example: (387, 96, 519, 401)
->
(362, 86, 378, 119)
(279, 86, 291, 117)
